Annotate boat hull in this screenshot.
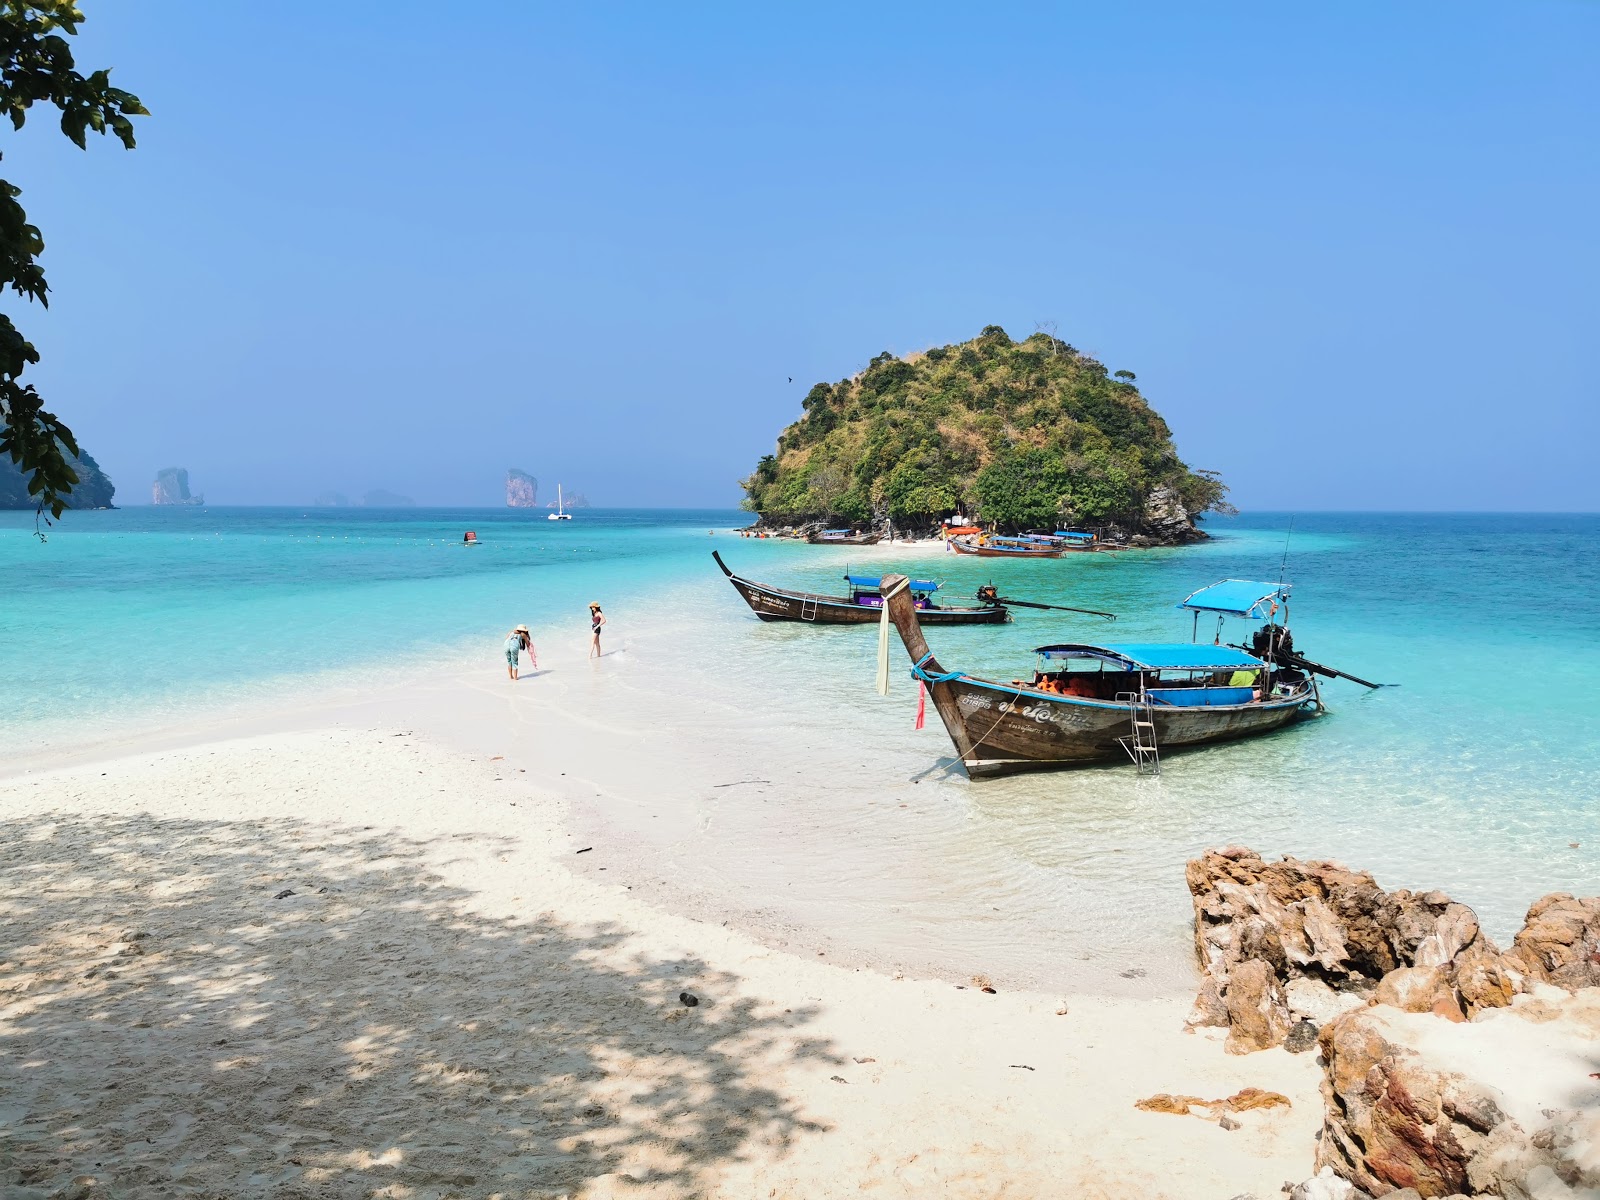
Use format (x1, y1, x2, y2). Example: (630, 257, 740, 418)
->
(807, 534, 881, 546)
(949, 540, 1064, 558)
(719, 565, 1009, 626)
(934, 677, 1315, 776)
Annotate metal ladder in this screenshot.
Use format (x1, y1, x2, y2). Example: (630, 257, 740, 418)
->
(1117, 693, 1161, 775)
(799, 597, 819, 621)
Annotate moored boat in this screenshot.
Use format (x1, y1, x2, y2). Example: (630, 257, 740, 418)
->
(949, 535, 1064, 558)
(879, 575, 1332, 776)
(807, 528, 881, 546)
(713, 551, 1010, 625)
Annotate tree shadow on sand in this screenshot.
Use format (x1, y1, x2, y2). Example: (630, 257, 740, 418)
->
(0, 813, 836, 1198)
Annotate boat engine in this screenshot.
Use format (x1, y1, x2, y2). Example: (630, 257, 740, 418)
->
(976, 584, 1000, 606)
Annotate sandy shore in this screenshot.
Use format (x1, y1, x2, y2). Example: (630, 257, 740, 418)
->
(1, 724, 1322, 1198)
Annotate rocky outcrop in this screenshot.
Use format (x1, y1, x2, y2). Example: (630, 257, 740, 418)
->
(151, 466, 203, 506)
(1139, 484, 1204, 544)
(0, 449, 116, 509)
(1185, 847, 1508, 1051)
(506, 469, 538, 507)
(1316, 988, 1600, 1198)
(1502, 894, 1600, 991)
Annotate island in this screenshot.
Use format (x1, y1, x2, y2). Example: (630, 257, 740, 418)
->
(741, 325, 1230, 543)
(506, 469, 538, 508)
(152, 467, 203, 506)
(361, 489, 415, 508)
(0, 450, 117, 509)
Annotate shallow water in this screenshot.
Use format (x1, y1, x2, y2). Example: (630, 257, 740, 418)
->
(4, 508, 1596, 995)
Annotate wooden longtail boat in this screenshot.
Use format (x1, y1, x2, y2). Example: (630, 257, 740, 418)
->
(713, 551, 1010, 625)
(807, 529, 881, 546)
(948, 536, 1065, 558)
(880, 575, 1325, 776)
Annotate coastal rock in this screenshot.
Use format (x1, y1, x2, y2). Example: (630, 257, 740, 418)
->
(1141, 484, 1198, 543)
(0, 449, 116, 510)
(1185, 848, 1510, 1051)
(1288, 1166, 1368, 1200)
(506, 469, 538, 508)
(1315, 989, 1600, 1198)
(1225, 959, 1292, 1054)
(152, 466, 203, 506)
(1505, 894, 1600, 991)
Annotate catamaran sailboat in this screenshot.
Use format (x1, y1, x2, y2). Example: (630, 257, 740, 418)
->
(547, 483, 573, 521)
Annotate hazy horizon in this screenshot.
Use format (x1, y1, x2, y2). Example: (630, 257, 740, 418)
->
(11, 3, 1596, 512)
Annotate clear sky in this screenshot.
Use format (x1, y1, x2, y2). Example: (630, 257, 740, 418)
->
(9, 2, 1596, 509)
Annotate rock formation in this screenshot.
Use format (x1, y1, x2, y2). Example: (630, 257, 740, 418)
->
(151, 466, 203, 506)
(313, 491, 351, 507)
(1185, 847, 1505, 1052)
(1316, 987, 1600, 1198)
(1186, 847, 1600, 1199)
(0, 449, 116, 509)
(506, 469, 538, 508)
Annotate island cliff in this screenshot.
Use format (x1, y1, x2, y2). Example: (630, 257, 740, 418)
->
(506, 469, 538, 508)
(741, 325, 1229, 542)
(152, 467, 203, 506)
(0, 449, 116, 509)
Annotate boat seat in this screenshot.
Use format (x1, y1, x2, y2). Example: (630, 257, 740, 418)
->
(1145, 686, 1255, 708)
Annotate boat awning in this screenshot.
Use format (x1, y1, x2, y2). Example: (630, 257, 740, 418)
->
(845, 574, 939, 593)
(1033, 642, 1265, 672)
(1053, 531, 1094, 540)
(1178, 579, 1291, 619)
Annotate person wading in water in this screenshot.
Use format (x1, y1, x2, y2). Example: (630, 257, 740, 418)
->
(588, 603, 606, 659)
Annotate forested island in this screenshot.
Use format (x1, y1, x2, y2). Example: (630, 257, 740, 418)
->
(0, 450, 116, 510)
(741, 326, 1230, 542)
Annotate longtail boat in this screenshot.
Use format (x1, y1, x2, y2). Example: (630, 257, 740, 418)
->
(949, 535, 1065, 558)
(880, 576, 1334, 776)
(713, 551, 1010, 625)
(807, 528, 881, 546)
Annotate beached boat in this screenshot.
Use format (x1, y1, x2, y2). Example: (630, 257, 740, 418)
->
(949, 535, 1064, 558)
(713, 551, 1010, 625)
(807, 529, 881, 546)
(879, 576, 1329, 776)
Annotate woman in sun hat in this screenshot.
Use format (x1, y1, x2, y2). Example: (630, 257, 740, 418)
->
(587, 603, 606, 659)
(504, 624, 532, 680)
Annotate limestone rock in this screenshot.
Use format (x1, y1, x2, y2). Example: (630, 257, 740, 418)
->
(1372, 965, 1456, 1015)
(1225, 958, 1292, 1054)
(1186, 848, 1509, 1051)
(151, 466, 203, 506)
(506, 468, 538, 508)
(1289, 1165, 1366, 1200)
(1505, 894, 1600, 991)
(1285, 1019, 1321, 1054)
(1316, 988, 1600, 1198)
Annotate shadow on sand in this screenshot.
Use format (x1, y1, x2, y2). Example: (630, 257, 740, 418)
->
(0, 812, 835, 1196)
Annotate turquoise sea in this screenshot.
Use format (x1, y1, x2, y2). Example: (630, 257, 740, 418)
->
(3, 508, 1596, 992)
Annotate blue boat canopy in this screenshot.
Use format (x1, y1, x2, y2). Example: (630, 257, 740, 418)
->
(1033, 642, 1265, 672)
(1053, 531, 1094, 540)
(1178, 579, 1291, 620)
(846, 574, 939, 593)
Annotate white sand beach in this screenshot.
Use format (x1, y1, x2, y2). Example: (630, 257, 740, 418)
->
(1, 714, 1322, 1198)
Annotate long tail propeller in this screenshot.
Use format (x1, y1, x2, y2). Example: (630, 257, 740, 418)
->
(980, 587, 1116, 621)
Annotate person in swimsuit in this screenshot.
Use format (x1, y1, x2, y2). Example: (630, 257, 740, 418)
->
(588, 603, 606, 658)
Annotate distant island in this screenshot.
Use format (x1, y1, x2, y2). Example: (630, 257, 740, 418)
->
(152, 467, 203, 506)
(0, 450, 117, 509)
(506, 469, 538, 508)
(741, 325, 1230, 542)
(548, 490, 590, 509)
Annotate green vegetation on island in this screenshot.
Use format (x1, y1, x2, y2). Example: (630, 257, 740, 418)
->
(0, 445, 114, 508)
(741, 326, 1230, 540)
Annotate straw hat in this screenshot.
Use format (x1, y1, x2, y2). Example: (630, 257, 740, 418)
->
(588, 601, 601, 609)
(514, 624, 529, 633)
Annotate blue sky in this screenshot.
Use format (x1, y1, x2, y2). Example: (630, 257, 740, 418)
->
(9, 2, 1596, 508)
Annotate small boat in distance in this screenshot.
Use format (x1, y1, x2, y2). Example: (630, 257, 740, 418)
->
(807, 528, 880, 546)
(548, 483, 573, 521)
(712, 551, 1010, 625)
(879, 576, 1337, 776)
(949, 535, 1065, 558)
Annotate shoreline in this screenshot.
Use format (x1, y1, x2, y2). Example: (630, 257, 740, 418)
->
(2, 721, 1322, 1197)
